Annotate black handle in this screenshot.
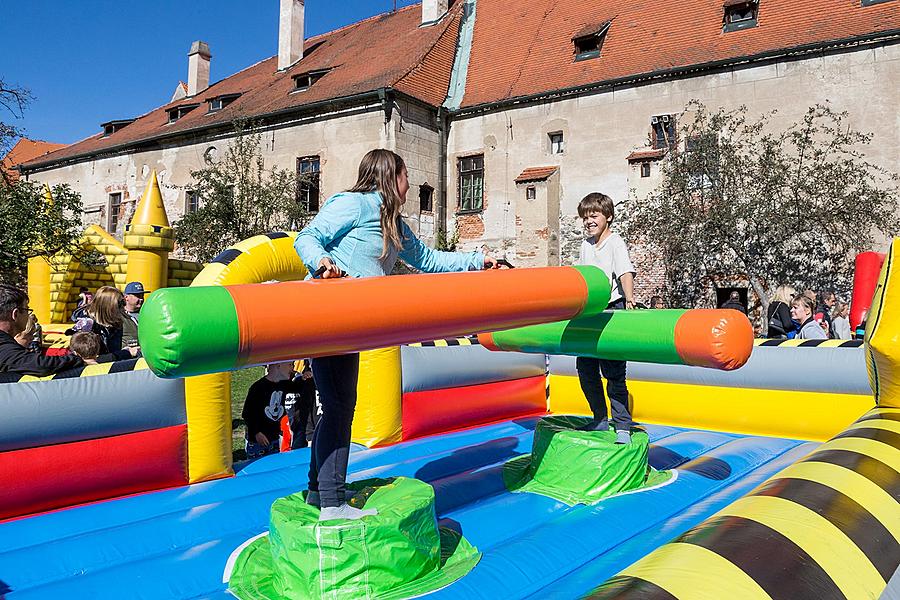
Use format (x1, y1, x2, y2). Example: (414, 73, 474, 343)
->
(496, 259, 515, 269)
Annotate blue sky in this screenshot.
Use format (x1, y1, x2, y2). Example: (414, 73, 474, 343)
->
(4, 0, 420, 144)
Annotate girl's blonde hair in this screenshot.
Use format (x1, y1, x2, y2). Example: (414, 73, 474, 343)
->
(791, 293, 816, 314)
(87, 286, 124, 328)
(772, 284, 796, 304)
(15, 313, 38, 347)
(347, 149, 407, 259)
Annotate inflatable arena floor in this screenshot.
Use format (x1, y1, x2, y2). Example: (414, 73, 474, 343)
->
(0, 419, 817, 599)
(2, 232, 898, 599)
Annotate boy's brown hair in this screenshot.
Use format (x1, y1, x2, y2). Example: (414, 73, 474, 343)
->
(577, 192, 615, 221)
(69, 332, 101, 360)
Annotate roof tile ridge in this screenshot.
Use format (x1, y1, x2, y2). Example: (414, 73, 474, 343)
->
(177, 54, 277, 104)
(21, 135, 92, 166)
(394, 2, 465, 90)
(306, 3, 421, 46)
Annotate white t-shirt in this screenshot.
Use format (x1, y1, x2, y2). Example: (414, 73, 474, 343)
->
(578, 233, 636, 304)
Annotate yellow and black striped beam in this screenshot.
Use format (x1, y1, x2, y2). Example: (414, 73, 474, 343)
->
(0, 358, 147, 384)
(407, 336, 480, 347)
(754, 338, 863, 348)
(585, 407, 900, 599)
(191, 231, 305, 287)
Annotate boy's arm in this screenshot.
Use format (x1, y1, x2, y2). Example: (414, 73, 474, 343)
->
(614, 236, 636, 309)
(620, 272, 635, 309)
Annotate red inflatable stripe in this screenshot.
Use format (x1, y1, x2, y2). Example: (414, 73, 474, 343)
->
(0, 425, 188, 521)
(850, 252, 886, 332)
(402, 376, 547, 441)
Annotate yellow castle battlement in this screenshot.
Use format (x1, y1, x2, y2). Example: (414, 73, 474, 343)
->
(28, 172, 202, 326)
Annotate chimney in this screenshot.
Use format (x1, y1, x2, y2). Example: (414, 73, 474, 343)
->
(422, 0, 449, 25)
(187, 41, 212, 96)
(278, 0, 305, 70)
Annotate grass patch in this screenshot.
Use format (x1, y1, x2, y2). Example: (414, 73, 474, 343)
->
(231, 366, 264, 461)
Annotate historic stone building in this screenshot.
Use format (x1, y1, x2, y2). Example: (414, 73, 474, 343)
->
(18, 0, 900, 303)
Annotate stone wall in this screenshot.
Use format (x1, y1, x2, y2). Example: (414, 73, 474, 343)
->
(447, 40, 900, 289)
(26, 41, 900, 285)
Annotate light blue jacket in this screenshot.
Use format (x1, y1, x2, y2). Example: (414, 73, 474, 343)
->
(294, 191, 484, 278)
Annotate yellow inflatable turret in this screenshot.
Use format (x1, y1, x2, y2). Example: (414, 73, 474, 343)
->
(124, 171, 174, 294)
(26, 185, 54, 324)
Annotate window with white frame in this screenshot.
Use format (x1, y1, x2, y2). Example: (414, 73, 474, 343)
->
(297, 156, 321, 213)
(457, 155, 484, 213)
(651, 115, 677, 150)
(549, 132, 565, 154)
(185, 190, 201, 214)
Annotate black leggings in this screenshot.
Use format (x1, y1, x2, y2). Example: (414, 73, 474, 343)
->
(307, 352, 359, 508)
(575, 299, 634, 430)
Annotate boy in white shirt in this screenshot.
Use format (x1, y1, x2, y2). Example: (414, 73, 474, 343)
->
(576, 193, 637, 444)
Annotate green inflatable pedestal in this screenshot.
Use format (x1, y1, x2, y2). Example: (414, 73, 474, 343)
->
(227, 477, 480, 599)
(504, 416, 672, 505)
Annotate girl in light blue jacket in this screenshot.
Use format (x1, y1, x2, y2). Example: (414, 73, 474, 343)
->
(294, 149, 497, 521)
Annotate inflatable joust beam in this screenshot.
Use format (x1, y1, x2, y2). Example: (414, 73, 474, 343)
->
(479, 309, 754, 371)
(141, 266, 611, 378)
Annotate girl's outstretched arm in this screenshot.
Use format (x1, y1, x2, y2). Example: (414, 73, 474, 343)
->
(398, 221, 486, 273)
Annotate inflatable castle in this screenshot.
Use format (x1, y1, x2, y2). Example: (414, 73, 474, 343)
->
(0, 207, 897, 597)
(26, 173, 202, 347)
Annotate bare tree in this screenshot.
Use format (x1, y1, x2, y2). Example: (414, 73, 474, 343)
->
(622, 101, 900, 331)
(0, 78, 34, 157)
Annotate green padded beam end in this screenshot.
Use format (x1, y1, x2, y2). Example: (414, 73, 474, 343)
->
(139, 286, 241, 378)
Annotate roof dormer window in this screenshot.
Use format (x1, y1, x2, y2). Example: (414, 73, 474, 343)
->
(723, 0, 758, 32)
(207, 93, 241, 113)
(166, 103, 200, 124)
(572, 22, 610, 62)
(100, 119, 135, 137)
(291, 68, 331, 93)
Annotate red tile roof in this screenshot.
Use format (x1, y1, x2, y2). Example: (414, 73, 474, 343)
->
(22, 3, 463, 170)
(515, 166, 558, 183)
(461, 0, 900, 108)
(1, 138, 67, 183)
(626, 149, 666, 162)
(20, 0, 899, 170)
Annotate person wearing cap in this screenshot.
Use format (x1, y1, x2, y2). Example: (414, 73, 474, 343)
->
(122, 282, 146, 348)
(0, 284, 83, 376)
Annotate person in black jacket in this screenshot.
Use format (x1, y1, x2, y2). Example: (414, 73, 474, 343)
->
(0, 284, 83, 376)
(767, 284, 798, 339)
(720, 290, 747, 314)
(816, 290, 836, 339)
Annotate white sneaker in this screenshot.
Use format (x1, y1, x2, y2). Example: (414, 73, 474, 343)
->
(319, 503, 378, 522)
